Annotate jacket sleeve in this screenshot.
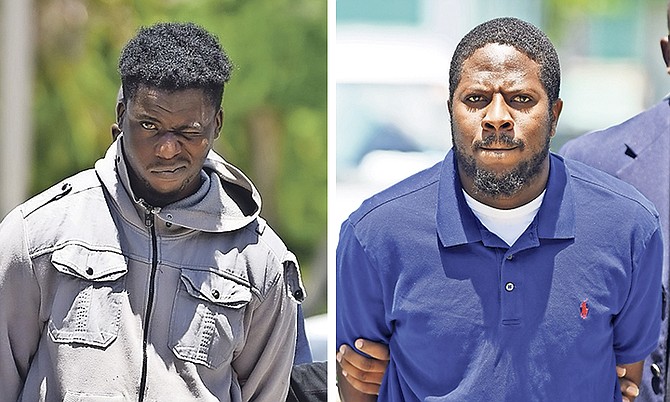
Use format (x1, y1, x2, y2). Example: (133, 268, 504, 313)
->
(0, 208, 43, 400)
(233, 253, 299, 402)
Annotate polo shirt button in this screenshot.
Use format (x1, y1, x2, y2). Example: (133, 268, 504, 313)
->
(651, 363, 662, 394)
(505, 282, 515, 292)
(651, 363, 661, 377)
(506, 254, 514, 260)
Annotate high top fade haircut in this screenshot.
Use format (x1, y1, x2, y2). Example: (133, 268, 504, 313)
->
(449, 17, 561, 106)
(118, 22, 233, 109)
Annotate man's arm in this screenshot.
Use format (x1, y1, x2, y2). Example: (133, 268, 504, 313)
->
(612, 225, 663, 402)
(0, 209, 42, 399)
(336, 220, 390, 401)
(233, 258, 299, 401)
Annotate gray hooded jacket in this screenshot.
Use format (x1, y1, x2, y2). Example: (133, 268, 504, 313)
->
(0, 137, 304, 401)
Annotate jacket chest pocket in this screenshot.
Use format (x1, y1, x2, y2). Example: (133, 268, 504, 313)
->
(170, 268, 251, 370)
(47, 244, 128, 348)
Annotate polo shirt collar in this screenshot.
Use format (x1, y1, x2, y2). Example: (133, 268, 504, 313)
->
(536, 153, 575, 240)
(436, 151, 575, 248)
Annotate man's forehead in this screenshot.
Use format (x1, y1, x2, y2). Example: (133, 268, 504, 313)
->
(465, 43, 536, 69)
(458, 44, 540, 85)
(130, 87, 210, 109)
(126, 88, 217, 127)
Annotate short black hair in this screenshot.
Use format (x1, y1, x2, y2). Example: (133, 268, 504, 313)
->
(118, 22, 233, 109)
(449, 17, 560, 105)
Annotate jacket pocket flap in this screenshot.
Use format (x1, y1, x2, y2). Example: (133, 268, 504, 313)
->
(180, 268, 251, 308)
(51, 244, 128, 281)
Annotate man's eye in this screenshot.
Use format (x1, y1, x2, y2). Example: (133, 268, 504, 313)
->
(465, 95, 484, 103)
(181, 132, 203, 139)
(512, 95, 531, 103)
(141, 122, 157, 130)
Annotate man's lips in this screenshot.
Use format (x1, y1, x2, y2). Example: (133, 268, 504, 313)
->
(479, 146, 518, 151)
(150, 165, 187, 175)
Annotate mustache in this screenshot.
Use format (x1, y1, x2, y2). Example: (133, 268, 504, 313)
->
(474, 134, 525, 149)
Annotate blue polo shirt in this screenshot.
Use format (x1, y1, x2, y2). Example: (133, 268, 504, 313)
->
(336, 151, 663, 401)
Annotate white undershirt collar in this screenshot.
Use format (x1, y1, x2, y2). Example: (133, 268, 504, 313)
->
(463, 189, 546, 246)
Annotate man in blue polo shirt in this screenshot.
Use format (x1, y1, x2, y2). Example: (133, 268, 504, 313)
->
(336, 17, 663, 401)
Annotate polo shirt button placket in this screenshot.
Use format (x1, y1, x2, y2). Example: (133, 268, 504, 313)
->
(504, 255, 515, 292)
(501, 252, 520, 326)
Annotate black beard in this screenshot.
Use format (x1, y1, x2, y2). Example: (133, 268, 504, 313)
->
(453, 133, 550, 199)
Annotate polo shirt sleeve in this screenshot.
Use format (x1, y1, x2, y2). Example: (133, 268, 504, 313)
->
(336, 219, 391, 355)
(613, 226, 663, 364)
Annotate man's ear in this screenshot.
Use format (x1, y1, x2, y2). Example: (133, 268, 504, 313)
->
(214, 108, 223, 140)
(110, 123, 121, 141)
(661, 35, 670, 74)
(549, 98, 564, 138)
(112, 102, 126, 141)
(116, 101, 126, 125)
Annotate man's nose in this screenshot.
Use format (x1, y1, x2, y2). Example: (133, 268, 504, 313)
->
(155, 132, 182, 159)
(481, 94, 514, 133)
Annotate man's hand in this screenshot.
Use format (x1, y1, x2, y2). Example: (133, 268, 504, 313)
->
(336, 339, 390, 396)
(617, 363, 642, 402)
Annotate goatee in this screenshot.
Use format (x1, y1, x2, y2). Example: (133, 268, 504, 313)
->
(454, 133, 550, 199)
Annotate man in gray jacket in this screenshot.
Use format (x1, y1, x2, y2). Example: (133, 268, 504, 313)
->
(0, 22, 304, 401)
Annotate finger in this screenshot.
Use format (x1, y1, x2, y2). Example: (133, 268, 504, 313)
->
(339, 344, 387, 373)
(355, 338, 391, 361)
(616, 365, 626, 378)
(337, 353, 385, 385)
(340, 369, 382, 395)
(339, 360, 384, 393)
(619, 377, 639, 398)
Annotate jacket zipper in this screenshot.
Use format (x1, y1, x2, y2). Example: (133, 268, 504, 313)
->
(138, 206, 159, 402)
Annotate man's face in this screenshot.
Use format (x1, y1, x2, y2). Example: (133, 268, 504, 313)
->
(117, 86, 222, 206)
(449, 43, 561, 207)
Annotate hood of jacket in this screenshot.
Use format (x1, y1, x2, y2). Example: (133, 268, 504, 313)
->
(95, 135, 262, 233)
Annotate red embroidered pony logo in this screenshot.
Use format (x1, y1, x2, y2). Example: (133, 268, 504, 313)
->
(580, 299, 589, 319)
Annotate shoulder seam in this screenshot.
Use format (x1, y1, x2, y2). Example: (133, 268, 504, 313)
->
(351, 176, 440, 226)
(568, 172, 658, 219)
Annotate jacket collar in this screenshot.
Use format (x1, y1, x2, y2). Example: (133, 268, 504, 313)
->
(95, 136, 261, 233)
(618, 96, 670, 159)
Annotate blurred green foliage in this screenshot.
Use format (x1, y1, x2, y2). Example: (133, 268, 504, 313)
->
(33, 0, 327, 313)
(543, 0, 668, 42)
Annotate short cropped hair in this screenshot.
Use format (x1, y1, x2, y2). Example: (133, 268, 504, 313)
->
(118, 22, 233, 109)
(449, 17, 561, 105)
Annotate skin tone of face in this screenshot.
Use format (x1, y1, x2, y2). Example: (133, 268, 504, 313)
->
(116, 86, 222, 207)
(448, 43, 563, 210)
